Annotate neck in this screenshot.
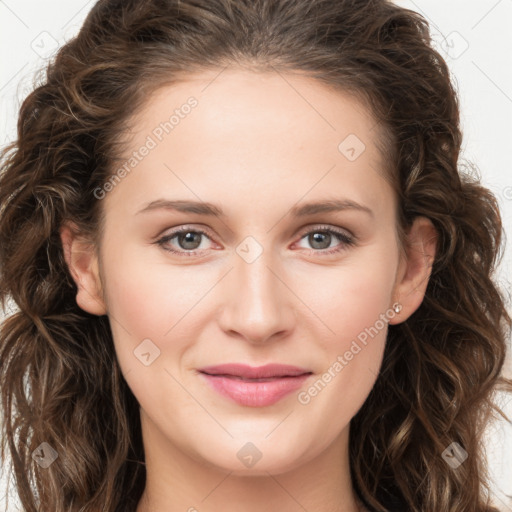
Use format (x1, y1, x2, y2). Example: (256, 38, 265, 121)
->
(135, 411, 366, 512)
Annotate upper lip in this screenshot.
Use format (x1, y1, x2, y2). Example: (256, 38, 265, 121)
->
(198, 363, 312, 379)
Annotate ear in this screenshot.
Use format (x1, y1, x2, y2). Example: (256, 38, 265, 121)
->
(388, 216, 437, 325)
(59, 222, 107, 316)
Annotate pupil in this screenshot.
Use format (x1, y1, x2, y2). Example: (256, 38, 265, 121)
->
(180, 232, 201, 250)
(310, 232, 330, 249)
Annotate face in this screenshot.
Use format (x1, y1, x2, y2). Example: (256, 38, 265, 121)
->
(62, 67, 436, 476)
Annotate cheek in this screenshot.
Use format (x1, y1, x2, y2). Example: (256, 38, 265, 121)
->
(296, 247, 397, 415)
(99, 239, 224, 378)
(304, 248, 398, 344)
(98, 243, 185, 367)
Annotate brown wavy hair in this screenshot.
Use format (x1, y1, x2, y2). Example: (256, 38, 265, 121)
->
(1, 0, 511, 511)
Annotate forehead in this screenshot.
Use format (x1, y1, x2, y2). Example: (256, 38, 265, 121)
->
(105, 67, 394, 219)
(130, 67, 381, 153)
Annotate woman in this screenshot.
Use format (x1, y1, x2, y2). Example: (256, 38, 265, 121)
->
(0, 0, 510, 511)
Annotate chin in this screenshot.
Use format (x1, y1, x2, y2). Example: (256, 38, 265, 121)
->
(191, 434, 317, 477)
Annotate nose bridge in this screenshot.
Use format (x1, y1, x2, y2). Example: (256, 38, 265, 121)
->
(218, 241, 295, 343)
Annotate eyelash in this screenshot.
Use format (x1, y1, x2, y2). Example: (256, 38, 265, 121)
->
(155, 225, 356, 257)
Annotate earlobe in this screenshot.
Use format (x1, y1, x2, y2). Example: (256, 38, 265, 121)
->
(59, 222, 107, 316)
(388, 216, 437, 325)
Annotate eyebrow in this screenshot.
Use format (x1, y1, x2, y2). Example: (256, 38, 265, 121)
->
(136, 198, 374, 218)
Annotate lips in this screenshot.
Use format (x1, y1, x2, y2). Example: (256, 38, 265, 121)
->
(198, 363, 313, 407)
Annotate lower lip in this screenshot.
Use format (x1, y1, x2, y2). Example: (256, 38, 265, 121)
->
(199, 373, 311, 407)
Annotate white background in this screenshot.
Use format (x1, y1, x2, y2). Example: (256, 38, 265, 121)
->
(0, 0, 511, 510)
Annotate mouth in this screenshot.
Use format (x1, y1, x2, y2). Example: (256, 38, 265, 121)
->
(198, 363, 312, 379)
(197, 363, 313, 407)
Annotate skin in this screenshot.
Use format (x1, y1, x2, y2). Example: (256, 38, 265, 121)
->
(60, 67, 437, 512)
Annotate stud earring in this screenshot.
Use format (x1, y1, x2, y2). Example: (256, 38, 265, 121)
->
(392, 302, 402, 314)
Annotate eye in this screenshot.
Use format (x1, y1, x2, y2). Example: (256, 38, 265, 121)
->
(155, 227, 214, 256)
(295, 225, 355, 255)
(154, 224, 356, 257)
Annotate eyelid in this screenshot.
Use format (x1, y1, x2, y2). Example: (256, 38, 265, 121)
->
(154, 223, 213, 238)
(295, 223, 354, 241)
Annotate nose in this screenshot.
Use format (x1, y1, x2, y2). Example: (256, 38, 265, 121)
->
(216, 246, 296, 345)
